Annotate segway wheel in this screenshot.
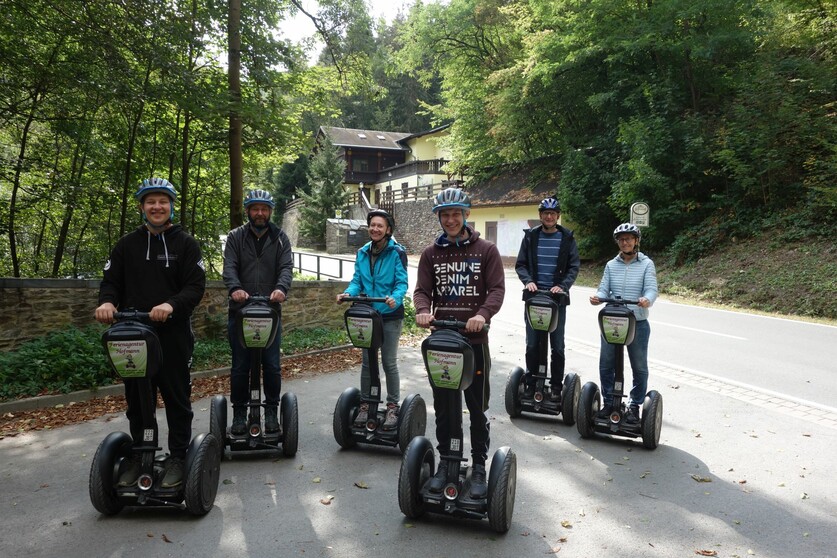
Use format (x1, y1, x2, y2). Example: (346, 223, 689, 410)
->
(333, 387, 360, 449)
(577, 382, 600, 438)
(641, 390, 663, 450)
(487, 446, 517, 533)
(184, 433, 221, 516)
(89, 431, 132, 515)
(504, 367, 525, 418)
(398, 436, 434, 519)
(397, 394, 427, 454)
(280, 392, 299, 457)
(209, 395, 227, 462)
(561, 373, 581, 426)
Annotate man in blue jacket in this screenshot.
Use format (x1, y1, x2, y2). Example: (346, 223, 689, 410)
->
(223, 189, 293, 436)
(337, 209, 409, 430)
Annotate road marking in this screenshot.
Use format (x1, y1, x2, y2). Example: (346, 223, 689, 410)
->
(565, 338, 837, 430)
(654, 321, 747, 340)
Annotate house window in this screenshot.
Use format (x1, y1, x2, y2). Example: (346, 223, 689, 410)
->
(352, 158, 369, 172)
(485, 221, 498, 244)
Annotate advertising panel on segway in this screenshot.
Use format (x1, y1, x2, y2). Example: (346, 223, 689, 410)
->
(89, 311, 220, 516)
(210, 295, 299, 460)
(333, 296, 426, 453)
(398, 319, 517, 534)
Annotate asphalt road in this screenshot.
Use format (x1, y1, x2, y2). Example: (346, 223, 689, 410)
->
(1, 265, 836, 557)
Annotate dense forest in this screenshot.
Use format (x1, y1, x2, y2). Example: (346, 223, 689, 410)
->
(1, 0, 834, 279)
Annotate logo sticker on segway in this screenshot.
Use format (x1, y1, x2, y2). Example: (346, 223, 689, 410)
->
(242, 317, 274, 348)
(346, 316, 374, 349)
(426, 350, 464, 390)
(527, 305, 554, 332)
(107, 340, 148, 378)
(601, 315, 630, 344)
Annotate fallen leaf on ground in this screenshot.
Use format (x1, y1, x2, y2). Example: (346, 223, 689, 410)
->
(695, 550, 717, 556)
(320, 495, 334, 505)
(691, 474, 712, 483)
(162, 534, 173, 543)
(312, 477, 321, 483)
(354, 481, 368, 489)
(560, 520, 572, 528)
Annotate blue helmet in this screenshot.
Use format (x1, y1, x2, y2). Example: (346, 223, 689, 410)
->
(135, 177, 177, 203)
(538, 196, 560, 212)
(432, 187, 471, 213)
(244, 189, 275, 209)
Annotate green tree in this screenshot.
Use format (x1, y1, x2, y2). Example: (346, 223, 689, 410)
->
(299, 137, 347, 243)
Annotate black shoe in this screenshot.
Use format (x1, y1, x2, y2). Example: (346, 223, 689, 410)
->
(231, 407, 247, 435)
(522, 383, 535, 398)
(265, 405, 280, 433)
(469, 464, 487, 499)
(549, 387, 562, 403)
(596, 404, 612, 419)
(625, 405, 640, 425)
(117, 455, 141, 487)
(161, 457, 184, 488)
(428, 463, 448, 493)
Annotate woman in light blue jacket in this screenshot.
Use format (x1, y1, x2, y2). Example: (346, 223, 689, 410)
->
(589, 223, 658, 424)
(337, 209, 409, 430)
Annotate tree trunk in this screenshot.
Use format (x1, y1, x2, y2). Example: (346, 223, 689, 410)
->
(229, 0, 243, 229)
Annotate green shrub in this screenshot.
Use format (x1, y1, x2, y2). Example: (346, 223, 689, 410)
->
(0, 325, 114, 400)
(282, 326, 348, 354)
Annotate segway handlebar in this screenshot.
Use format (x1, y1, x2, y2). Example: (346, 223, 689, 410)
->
(113, 310, 151, 320)
(523, 288, 568, 301)
(338, 295, 389, 304)
(245, 294, 271, 304)
(429, 319, 490, 332)
(598, 296, 640, 305)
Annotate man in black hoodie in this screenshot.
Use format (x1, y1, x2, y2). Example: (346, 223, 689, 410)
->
(95, 177, 206, 489)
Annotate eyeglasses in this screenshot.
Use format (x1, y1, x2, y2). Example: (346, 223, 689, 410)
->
(616, 237, 635, 243)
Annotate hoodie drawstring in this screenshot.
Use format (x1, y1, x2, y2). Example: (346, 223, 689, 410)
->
(146, 229, 170, 267)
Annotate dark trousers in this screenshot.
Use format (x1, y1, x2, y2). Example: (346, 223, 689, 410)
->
(524, 304, 567, 387)
(433, 342, 491, 467)
(228, 316, 282, 407)
(125, 322, 194, 459)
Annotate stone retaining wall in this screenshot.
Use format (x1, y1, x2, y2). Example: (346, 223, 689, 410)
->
(0, 278, 348, 351)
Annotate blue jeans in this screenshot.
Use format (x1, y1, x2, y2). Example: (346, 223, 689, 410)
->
(524, 305, 567, 386)
(229, 316, 282, 407)
(598, 318, 650, 407)
(361, 318, 402, 404)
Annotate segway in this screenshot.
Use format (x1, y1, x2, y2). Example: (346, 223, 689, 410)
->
(398, 319, 517, 533)
(209, 295, 299, 459)
(333, 295, 426, 453)
(89, 310, 221, 515)
(505, 290, 580, 423)
(576, 298, 663, 449)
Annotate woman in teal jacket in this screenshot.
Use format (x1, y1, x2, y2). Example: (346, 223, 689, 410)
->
(337, 209, 409, 430)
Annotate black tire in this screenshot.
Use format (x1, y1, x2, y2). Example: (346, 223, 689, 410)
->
(561, 373, 581, 426)
(184, 433, 221, 516)
(577, 382, 600, 439)
(280, 392, 299, 457)
(641, 390, 663, 450)
(504, 367, 525, 418)
(487, 446, 517, 534)
(209, 395, 227, 462)
(397, 394, 427, 454)
(333, 387, 360, 449)
(89, 431, 132, 515)
(398, 436, 434, 519)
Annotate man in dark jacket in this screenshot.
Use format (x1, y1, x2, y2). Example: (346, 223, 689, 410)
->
(95, 177, 206, 489)
(223, 189, 293, 436)
(515, 196, 580, 401)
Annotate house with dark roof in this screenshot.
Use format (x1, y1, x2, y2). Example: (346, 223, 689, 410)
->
(312, 125, 563, 258)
